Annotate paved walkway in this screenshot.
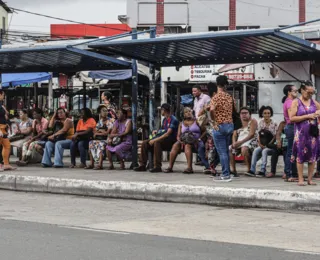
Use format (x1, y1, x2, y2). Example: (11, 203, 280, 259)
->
(6, 159, 320, 193)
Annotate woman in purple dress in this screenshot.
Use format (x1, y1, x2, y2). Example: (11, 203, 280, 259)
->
(290, 82, 320, 186)
(106, 109, 132, 170)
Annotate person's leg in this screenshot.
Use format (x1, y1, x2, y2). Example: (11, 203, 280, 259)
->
(1, 138, 11, 166)
(297, 163, 305, 185)
(241, 147, 251, 172)
(260, 148, 273, 174)
(250, 147, 262, 173)
(167, 142, 181, 170)
(285, 125, 294, 179)
(267, 149, 279, 177)
(107, 150, 114, 169)
(229, 149, 236, 173)
(213, 124, 233, 178)
(41, 141, 54, 167)
(21, 142, 29, 161)
(70, 141, 77, 167)
(307, 162, 316, 185)
(153, 139, 164, 170)
(78, 141, 88, 166)
(197, 141, 210, 169)
(54, 140, 72, 167)
(88, 141, 95, 168)
(139, 140, 150, 167)
(184, 144, 193, 171)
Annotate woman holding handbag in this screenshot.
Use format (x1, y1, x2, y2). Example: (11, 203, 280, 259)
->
(290, 82, 320, 186)
(106, 109, 132, 170)
(164, 107, 210, 174)
(86, 105, 113, 170)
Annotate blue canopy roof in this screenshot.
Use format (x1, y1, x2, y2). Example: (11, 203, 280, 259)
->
(1, 72, 52, 88)
(89, 29, 320, 67)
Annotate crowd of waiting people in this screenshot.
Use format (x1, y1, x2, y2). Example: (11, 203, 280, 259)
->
(0, 75, 319, 186)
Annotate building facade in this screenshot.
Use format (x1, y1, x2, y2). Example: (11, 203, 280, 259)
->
(0, 1, 11, 35)
(125, 0, 320, 33)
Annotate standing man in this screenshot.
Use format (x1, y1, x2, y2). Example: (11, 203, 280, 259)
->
(134, 103, 179, 173)
(282, 84, 298, 182)
(192, 85, 211, 119)
(210, 76, 234, 182)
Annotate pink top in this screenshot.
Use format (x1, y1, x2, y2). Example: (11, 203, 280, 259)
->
(193, 93, 211, 119)
(32, 117, 49, 134)
(283, 98, 293, 124)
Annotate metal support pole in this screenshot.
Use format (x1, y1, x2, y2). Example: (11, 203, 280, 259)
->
(83, 82, 87, 109)
(149, 27, 156, 134)
(176, 86, 181, 120)
(0, 29, 2, 90)
(131, 29, 139, 168)
(48, 74, 53, 112)
(243, 83, 247, 107)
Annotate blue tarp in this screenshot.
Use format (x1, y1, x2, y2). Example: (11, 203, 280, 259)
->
(1, 72, 52, 88)
(88, 70, 132, 80)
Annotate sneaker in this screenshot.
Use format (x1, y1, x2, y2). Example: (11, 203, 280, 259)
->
(245, 171, 255, 177)
(213, 176, 232, 182)
(203, 168, 212, 174)
(255, 171, 265, 178)
(231, 172, 240, 178)
(149, 167, 162, 173)
(134, 165, 147, 172)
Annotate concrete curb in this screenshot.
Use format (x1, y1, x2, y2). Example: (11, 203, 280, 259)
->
(0, 174, 319, 212)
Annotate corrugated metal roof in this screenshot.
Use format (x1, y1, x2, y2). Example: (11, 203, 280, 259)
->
(0, 45, 131, 73)
(89, 29, 320, 67)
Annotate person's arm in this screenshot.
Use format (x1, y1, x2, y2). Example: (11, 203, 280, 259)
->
(48, 112, 57, 128)
(290, 99, 315, 123)
(108, 123, 118, 141)
(231, 131, 238, 148)
(118, 120, 132, 138)
(50, 119, 73, 139)
(176, 123, 182, 142)
(20, 125, 32, 136)
(234, 119, 258, 148)
(276, 122, 285, 149)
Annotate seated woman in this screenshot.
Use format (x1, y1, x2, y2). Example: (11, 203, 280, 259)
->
(164, 107, 210, 174)
(86, 105, 113, 170)
(70, 108, 96, 168)
(106, 109, 132, 170)
(246, 106, 278, 178)
(10, 110, 33, 159)
(41, 108, 74, 168)
(16, 108, 48, 166)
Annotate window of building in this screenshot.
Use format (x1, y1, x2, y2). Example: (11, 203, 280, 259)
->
(137, 26, 191, 34)
(208, 26, 229, 32)
(2, 17, 5, 32)
(236, 26, 260, 30)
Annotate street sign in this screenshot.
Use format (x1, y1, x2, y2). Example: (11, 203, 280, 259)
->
(225, 73, 255, 81)
(189, 65, 215, 82)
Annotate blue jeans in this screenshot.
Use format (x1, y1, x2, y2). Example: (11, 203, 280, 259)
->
(213, 123, 234, 177)
(284, 124, 297, 178)
(250, 147, 273, 174)
(197, 141, 210, 169)
(42, 140, 72, 167)
(70, 140, 89, 166)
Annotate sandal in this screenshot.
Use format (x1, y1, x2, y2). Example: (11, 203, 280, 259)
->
(282, 173, 287, 180)
(108, 165, 115, 170)
(93, 166, 103, 170)
(183, 168, 194, 174)
(69, 165, 75, 169)
(4, 166, 17, 171)
(76, 164, 86, 169)
(266, 173, 275, 178)
(84, 165, 94, 170)
(298, 182, 306, 186)
(163, 168, 173, 173)
(308, 181, 317, 186)
(285, 177, 298, 182)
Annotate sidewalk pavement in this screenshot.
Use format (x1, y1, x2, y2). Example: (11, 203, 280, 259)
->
(0, 160, 320, 212)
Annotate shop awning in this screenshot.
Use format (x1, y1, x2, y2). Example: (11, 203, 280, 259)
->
(88, 70, 132, 80)
(89, 29, 320, 67)
(0, 45, 131, 73)
(1, 72, 52, 88)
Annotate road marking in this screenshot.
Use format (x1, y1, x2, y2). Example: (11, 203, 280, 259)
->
(285, 250, 320, 255)
(58, 225, 130, 235)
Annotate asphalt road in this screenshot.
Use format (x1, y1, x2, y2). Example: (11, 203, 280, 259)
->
(0, 191, 320, 260)
(1, 219, 319, 260)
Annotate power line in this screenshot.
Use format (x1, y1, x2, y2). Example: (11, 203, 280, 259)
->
(8, 6, 131, 32)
